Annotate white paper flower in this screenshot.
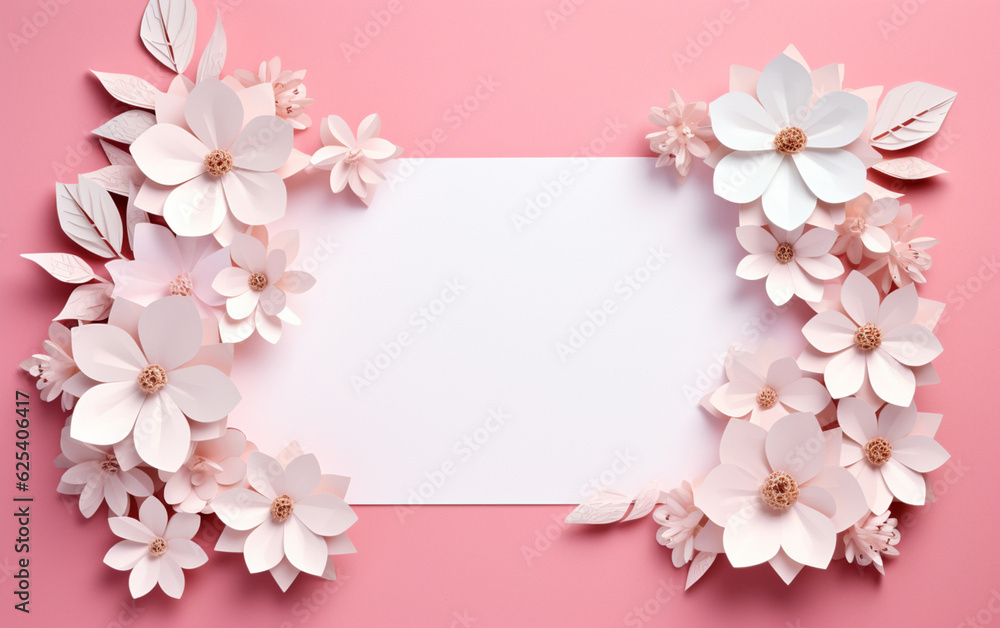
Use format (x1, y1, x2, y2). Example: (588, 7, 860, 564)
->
(710, 54, 868, 230)
(735, 225, 843, 305)
(20, 322, 86, 411)
(160, 428, 250, 514)
(652, 481, 707, 567)
(310, 114, 402, 206)
(56, 426, 154, 518)
(104, 497, 208, 599)
(842, 510, 900, 575)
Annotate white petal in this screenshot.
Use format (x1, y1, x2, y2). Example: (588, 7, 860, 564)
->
(129, 557, 159, 598)
(222, 170, 286, 226)
(71, 382, 144, 446)
(184, 78, 243, 150)
(801, 310, 856, 353)
(892, 435, 949, 473)
(163, 175, 229, 237)
(164, 365, 241, 422)
(131, 125, 207, 186)
(756, 54, 813, 127)
(211, 488, 272, 530)
(244, 518, 286, 573)
(284, 454, 321, 501)
(137, 296, 203, 371)
(139, 497, 168, 537)
(709, 92, 780, 150)
(836, 397, 878, 443)
(766, 413, 825, 483)
(293, 494, 357, 536)
(823, 348, 866, 399)
(881, 459, 926, 505)
(157, 557, 185, 599)
(231, 116, 294, 172)
(792, 149, 866, 204)
(104, 540, 149, 570)
(109, 516, 156, 542)
(761, 157, 816, 230)
(713, 150, 783, 204)
(867, 349, 915, 407)
(167, 539, 208, 569)
(799, 91, 868, 148)
(780, 504, 835, 568)
(841, 272, 881, 326)
(133, 392, 191, 472)
(72, 325, 145, 382)
(735, 225, 778, 255)
(880, 324, 942, 367)
(723, 508, 782, 567)
(283, 515, 328, 576)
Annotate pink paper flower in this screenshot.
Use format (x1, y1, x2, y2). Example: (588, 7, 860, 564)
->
(837, 397, 949, 514)
(130, 78, 294, 242)
(695, 413, 867, 583)
(842, 510, 900, 575)
(645, 90, 715, 182)
(20, 321, 86, 411)
(107, 223, 231, 318)
(234, 57, 314, 129)
(862, 202, 937, 292)
(212, 231, 314, 344)
(103, 497, 208, 599)
(160, 428, 250, 514)
(735, 225, 843, 304)
(212, 450, 357, 591)
(652, 481, 708, 567)
(801, 272, 942, 406)
(56, 426, 154, 518)
(69, 296, 241, 472)
(831, 194, 896, 265)
(310, 114, 403, 206)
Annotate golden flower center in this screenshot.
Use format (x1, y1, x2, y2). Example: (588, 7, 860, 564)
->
(148, 538, 168, 556)
(137, 364, 168, 394)
(774, 127, 807, 154)
(248, 272, 268, 292)
(864, 437, 893, 466)
(774, 242, 795, 264)
(761, 470, 799, 510)
(756, 386, 778, 409)
(204, 149, 234, 176)
(854, 323, 883, 350)
(271, 495, 294, 522)
(168, 272, 193, 296)
(101, 454, 120, 473)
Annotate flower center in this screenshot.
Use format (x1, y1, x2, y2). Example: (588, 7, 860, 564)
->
(680, 124, 694, 138)
(774, 127, 807, 154)
(774, 242, 795, 264)
(137, 364, 168, 394)
(101, 454, 120, 473)
(168, 272, 193, 296)
(247, 272, 268, 292)
(271, 494, 294, 522)
(854, 323, 883, 350)
(204, 149, 234, 176)
(148, 538, 168, 557)
(761, 470, 799, 510)
(344, 148, 364, 164)
(864, 437, 893, 466)
(850, 217, 867, 235)
(756, 386, 778, 409)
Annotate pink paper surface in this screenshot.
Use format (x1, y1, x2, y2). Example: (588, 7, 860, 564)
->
(2, 0, 999, 625)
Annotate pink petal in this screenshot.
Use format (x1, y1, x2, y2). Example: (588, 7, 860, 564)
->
(167, 539, 207, 569)
(104, 475, 129, 515)
(219, 313, 256, 343)
(213, 267, 252, 297)
(245, 518, 286, 573)
(293, 494, 357, 536)
(775, 377, 829, 414)
(211, 488, 272, 530)
(840, 272, 880, 326)
(237, 83, 277, 125)
(880, 459, 926, 505)
(164, 175, 229, 237)
(780, 504, 835, 568)
(359, 137, 397, 160)
(133, 392, 191, 472)
(768, 549, 805, 584)
(189, 247, 233, 306)
(880, 324, 942, 367)
(793, 227, 837, 258)
(841, 440, 864, 466)
(787, 263, 823, 303)
(138, 296, 203, 371)
(804, 466, 867, 531)
(878, 403, 918, 442)
(765, 263, 794, 305)
(322, 115, 355, 147)
(867, 350, 915, 407)
(719, 420, 769, 478)
(695, 463, 763, 526)
(892, 435, 949, 473)
(72, 325, 145, 382)
(310, 145, 349, 169)
(164, 365, 240, 423)
(71, 382, 145, 445)
(766, 413, 825, 483)
(326, 533, 356, 555)
(184, 78, 243, 150)
(109, 515, 156, 542)
(230, 233, 267, 272)
(736, 253, 777, 280)
(861, 228, 891, 254)
(131, 125, 208, 186)
(836, 397, 877, 444)
(133, 223, 183, 271)
(723, 508, 783, 567)
(795, 254, 843, 281)
(222, 169, 286, 226)
(709, 381, 757, 418)
(165, 512, 201, 541)
(823, 348, 866, 399)
(129, 557, 159, 598)
(268, 557, 301, 592)
(247, 451, 285, 499)
(255, 308, 283, 344)
(356, 113, 381, 142)
(284, 454, 322, 501)
(276, 271, 315, 294)
(231, 116, 294, 172)
(283, 515, 328, 576)
(796, 485, 835, 518)
(226, 290, 260, 320)
(139, 497, 168, 537)
(104, 540, 149, 570)
(877, 283, 918, 330)
(801, 310, 855, 353)
(157, 557, 185, 599)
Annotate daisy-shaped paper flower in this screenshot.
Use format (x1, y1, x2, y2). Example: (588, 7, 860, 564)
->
(212, 231, 314, 344)
(104, 497, 207, 599)
(652, 481, 709, 567)
(160, 428, 250, 514)
(212, 451, 357, 591)
(20, 321, 87, 411)
(70, 296, 241, 472)
(736, 225, 843, 305)
(841, 510, 900, 575)
(130, 78, 294, 241)
(310, 114, 402, 206)
(707, 347, 830, 430)
(710, 54, 868, 230)
(831, 194, 895, 265)
(56, 426, 154, 518)
(838, 397, 949, 514)
(695, 413, 867, 584)
(862, 202, 937, 292)
(107, 223, 231, 318)
(646, 90, 715, 182)
(234, 57, 314, 129)
(801, 272, 942, 406)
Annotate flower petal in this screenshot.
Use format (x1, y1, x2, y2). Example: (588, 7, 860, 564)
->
(880, 324, 942, 367)
(185, 78, 243, 150)
(775, 377, 829, 414)
(71, 382, 145, 446)
(139, 497, 168, 537)
(163, 176, 229, 237)
(131, 125, 208, 186)
(719, 420, 770, 479)
(878, 403, 918, 442)
(708, 92, 779, 150)
(213, 266, 252, 297)
(892, 435, 949, 473)
(231, 116, 294, 172)
(713, 150, 783, 204)
(836, 396, 878, 444)
(799, 91, 868, 148)
(133, 392, 191, 472)
(780, 504, 835, 568)
(284, 454, 322, 501)
(211, 488, 272, 530)
(165, 512, 201, 541)
(756, 54, 813, 127)
(283, 515, 328, 576)
(244, 518, 286, 573)
(137, 296, 203, 371)
(801, 310, 856, 353)
(164, 365, 241, 423)
(792, 149, 866, 204)
(109, 516, 155, 543)
(761, 156, 816, 231)
(222, 170, 286, 226)
(167, 538, 208, 569)
(880, 458, 926, 505)
(247, 451, 285, 499)
(129, 557, 159, 598)
(104, 540, 149, 571)
(157, 557, 185, 599)
(735, 225, 778, 255)
(293, 494, 357, 536)
(695, 464, 764, 527)
(72, 325, 145, 382)
(321, 115, 356, 147)
(823, 348, 866, 399)
(737, 253, 777, 281)
(766, 413, 825, 483)
(867, 349, 915, 407)
(723, 508, 783, 567)
(841, 272, 881, 326)
(805, 466, 868, 531)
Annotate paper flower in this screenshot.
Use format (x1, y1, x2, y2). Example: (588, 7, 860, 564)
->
(56, 426, 154, 518)
(310, 114, 403, 206)
(695, 413, 866, 583)
(652, 481, 708, 567)
(107, 223, 231, 318)
(20, 322, 86, 411)
(645, 90, 715, 182)
(69, 296, 241, 471)
(831, 194, 895, 265)
(234, 57, 314, 129)
(160, 428, 250, 514)
(735, 225, 843, 305)
(212, 450, 357, 591)
(842, 510, 900, 575)
(862, 201, 937, 292)
(212, 231, 314, 344)
(710, 54, 868, 230)
(103, 497, 208, 599)
(130, 78, 294, 242)
(801, 272, 942, 406)
(838, 397, 949, 513)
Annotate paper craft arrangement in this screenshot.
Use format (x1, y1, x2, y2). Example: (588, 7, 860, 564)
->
(18, 0, 955, 600)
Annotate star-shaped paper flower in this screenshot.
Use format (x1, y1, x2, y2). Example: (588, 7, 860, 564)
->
(652, 481, 708, 568)
(103, 497, 208, 599)
(841, 510, 900, 575)
(837, 397, 949, 514)
(70, 296, 241, 471)
(234, 57, 314, 129)
(212, 450, 357, 592)
(161, 428, 250, 514)
(646, 90, 715, 182)
(862, 201, 937, 292)
(20, 321, 87, 411)
(710, 54, 868, 230)
(735, 225, 843, 305)
(801, 272, 942, 406)
(695, 413, 867, 584)
(831, 194, 895, 265)
(130, 78, 294, 242)
(310, 114, 402, 206)
(56, 426, 154, 518)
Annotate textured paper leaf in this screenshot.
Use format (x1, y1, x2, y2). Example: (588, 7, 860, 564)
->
(864, 179, 904, 200)
(78, 176, 124, 254)
(140, 0, 198, 74)
(100, 140, 138, 168)
(55, 183, 116, 258)
(874, 157, 948, 180)
(197, 12, 227, 83)
(21, 253, 100, 284)
(622, 481, 663, 521)
(564, 490, 634, 524)
(92, 110, 157, 144)
(871, 82, 957, 150)
(91, 71, 161, 109)
(54, 283, 114, 321)
(125, 182, 149, 251)
(685, 551, 717, 589)
(81, 165, 144, 196)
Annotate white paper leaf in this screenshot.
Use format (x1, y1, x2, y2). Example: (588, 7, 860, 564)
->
(126, 182, 148, 251)
(54, 283, 114, 322)
(140, 0, 198, 74)
(564, 490, 633, 524)
(622, 481, 663, 521)
(873, 157, 948, 180)
(100, 140, 138, 168)
(92, 110, 157, 145)
(871, 82, 957, 150)
(864, 179, 904, 201)
(55, 183, 116, 258)
(21, 253, 100, 284)
(685, 551, 717, 590)
(81, 165, 144, 197)
(78, 176, 124, 254)
(197, 12, 227, 83)
(91, 71, 161, 110)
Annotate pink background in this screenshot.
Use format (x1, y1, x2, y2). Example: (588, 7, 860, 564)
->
(3, 0, 1000, 626)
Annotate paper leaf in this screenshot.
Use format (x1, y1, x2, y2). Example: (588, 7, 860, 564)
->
(91, 71, 161, 110)
(92, 110, 157, 144)
(564, 490, 634, 524)
(101, 140, 138, 168)
(196, 12, 227, 83)
(864, 179, 904, 200)
(81, 165, 144, 197)
(873, 157, 948, 180)
(21, 253, 100, 284)
(140, 0, 198, 74)
(685, 551, 717, 590)
(54, 283, 114, 322)
(622, 481, 663, 521)
(56, 183, 116, 258)
(125, 182, 148, 251)
(871, 82, 957, 150)
(78, 176, 124, 254)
